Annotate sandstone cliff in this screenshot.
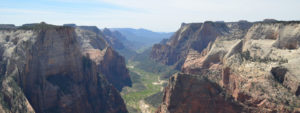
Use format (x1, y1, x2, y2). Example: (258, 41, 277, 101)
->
(151, 21, 252, 69)
(75, 26, 132, 91)
(157, 73, 243, 113)
(102, 28, 126, 50)
(156, 20, 300, 113)
(0, 23, 129, 113)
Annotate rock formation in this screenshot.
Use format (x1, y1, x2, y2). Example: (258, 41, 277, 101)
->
(157, 73, 243, 113)
(0, 23, 129, 113)
(151, 21, 252, 69)
(75, 26, 132, 91)
(102, 28, 126, 50)
(155, 20, 300, 113)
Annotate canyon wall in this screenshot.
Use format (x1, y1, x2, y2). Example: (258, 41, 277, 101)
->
(75, 26, 132, 91)
(0, 23, 130, 113)
(155, 21, 300, 113)
(151, 21, 252, 69)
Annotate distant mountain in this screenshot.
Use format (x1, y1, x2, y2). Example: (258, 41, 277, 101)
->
(102, 28, 137, 59)
(110, 28, 173, 50)
(102, 28, 126, 50)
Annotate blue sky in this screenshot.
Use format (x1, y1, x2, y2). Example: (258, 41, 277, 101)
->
(0, 0, 300, 32)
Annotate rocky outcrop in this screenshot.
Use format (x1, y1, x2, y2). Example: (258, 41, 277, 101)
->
(102, 28, 138, 59)
(102, 28, 126, 50)
(75, 26, 132, 91)
(151, 21, 252, 69)
(157, 21, 300, 113)
(0, 23, 129, 113)
(244, 21, 300, 50)
(157, 73, 243, 113)
(99, 47, 132, 91)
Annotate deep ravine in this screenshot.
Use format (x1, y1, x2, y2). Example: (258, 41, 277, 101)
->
(118, 48, 177, 113)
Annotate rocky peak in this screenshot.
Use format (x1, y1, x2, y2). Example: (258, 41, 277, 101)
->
(0, 23, 129, 113)
(157, 73, 243, 113)
(151, 21, 252, 70)
(102, 28, 126, 50)
(75, 26, 131, 90)
(102, 28, 113, 36)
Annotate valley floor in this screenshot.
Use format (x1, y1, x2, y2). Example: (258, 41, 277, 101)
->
(121, 60, 173, 113)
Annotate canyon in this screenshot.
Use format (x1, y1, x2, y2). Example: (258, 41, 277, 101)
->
(152, 20, 300, 113)
(0, 19, 300, 113)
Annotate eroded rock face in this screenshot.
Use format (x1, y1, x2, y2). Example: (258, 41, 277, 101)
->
(99, 47, 132, 91)
(151, 21, 252, 70)
(157, 21, 300, 113)
(157, 73, 243, 113)
(244, 21, 300, 50)
(102, 28, 125, 50)
(0, 24, 128, 113)
(75, 26, 132, 91)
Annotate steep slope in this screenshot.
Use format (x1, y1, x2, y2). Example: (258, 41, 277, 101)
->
(156, 21, 300, 113)
(70, 25, 132, 91)
(157, 73, 242, 113)
(102, 28, 125, 50)
(0, 23, 128, 113)
(102, 28, 137, 59)
(151, 21, 252, 69)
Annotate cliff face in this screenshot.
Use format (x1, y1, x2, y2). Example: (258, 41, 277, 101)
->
(98, 47, 132, 91)
(157, 73, 243, 113)
(151, 21, 252, 69)
(102, 28, 126, 50)
(0, 24, 129, 113)
(75, 26, 132, 91)
(156, 21, 300, 113)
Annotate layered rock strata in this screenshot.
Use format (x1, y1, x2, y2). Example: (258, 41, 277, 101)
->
(156, 21, 300, 113)
(0, 23, 129, 113)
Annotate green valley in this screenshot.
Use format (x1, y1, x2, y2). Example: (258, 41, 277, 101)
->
(120, 49, 177, 113)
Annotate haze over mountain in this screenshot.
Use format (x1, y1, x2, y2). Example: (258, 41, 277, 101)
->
(110, 28, 173, 50)
(1, 0, 300, 113)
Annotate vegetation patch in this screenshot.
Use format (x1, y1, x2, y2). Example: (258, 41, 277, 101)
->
(241, 50, 288, 64)
(121, 58, 176, 113)
(271, 66, 287, 83)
